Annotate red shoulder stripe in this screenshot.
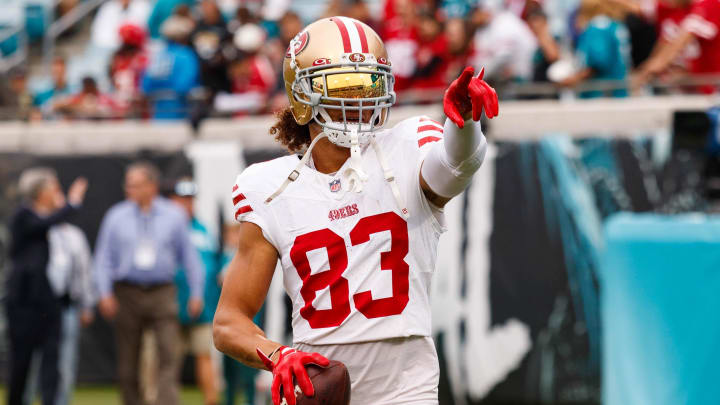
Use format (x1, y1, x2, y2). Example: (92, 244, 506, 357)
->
(418, 136, 442, 147)
(232, 184, 238, 192)
(235, 205, 253, 217)
(232, 193, 246, 205)
(418, 124, 444, 134)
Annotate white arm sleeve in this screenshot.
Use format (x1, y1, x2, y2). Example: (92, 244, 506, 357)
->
(421, 119, 487, 198)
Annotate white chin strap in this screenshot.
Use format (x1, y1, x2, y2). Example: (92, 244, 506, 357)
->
(341, 127, 368, 193)
(265, 131, 409, 219)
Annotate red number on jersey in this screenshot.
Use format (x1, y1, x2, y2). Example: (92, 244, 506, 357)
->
(350, 212, 409, 318)
(290, 229, 351, 329)
(290, 212, 410, 328)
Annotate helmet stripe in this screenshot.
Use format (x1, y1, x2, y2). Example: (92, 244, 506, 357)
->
(337, 16, 362, 53)
(331, 17, 352, 52)
(353, 21, 369, 53)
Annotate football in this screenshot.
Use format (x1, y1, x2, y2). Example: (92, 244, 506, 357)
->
(283, 360, 351, 405)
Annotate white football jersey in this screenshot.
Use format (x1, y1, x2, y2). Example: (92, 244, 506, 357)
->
(232, 116, 446, 345)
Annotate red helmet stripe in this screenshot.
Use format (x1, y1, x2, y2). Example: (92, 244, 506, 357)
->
(331, 18, 352, 53)
(353, 21, 369, 53)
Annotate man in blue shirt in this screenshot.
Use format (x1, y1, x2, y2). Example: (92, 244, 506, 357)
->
(94, 161, 204, 405)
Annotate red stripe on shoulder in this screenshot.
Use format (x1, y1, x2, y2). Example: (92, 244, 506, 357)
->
(331, 18, 352, 53)
(232, 184, 238, 192)
(418, 136, 442, 147)
(235, 205, 253, 217)
(418, 125, 444, 134)
(232, 193, 246, 205)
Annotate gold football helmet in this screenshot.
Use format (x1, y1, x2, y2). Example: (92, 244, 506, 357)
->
(283, 16, 396, 148)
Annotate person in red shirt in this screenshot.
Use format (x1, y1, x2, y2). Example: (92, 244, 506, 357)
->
(636, 0, 720, 92)
(411, 13, 449, 92)
(381, 0, 419, 93)
(110, 23, 149, 116)
(218, 23, 276, 116)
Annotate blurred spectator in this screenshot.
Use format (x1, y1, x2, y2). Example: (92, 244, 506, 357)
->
(5, 169, 87, 405)
(227, 6, 260, 33)
(382, 0, 420, 92)
(94, 161, 204, 405)
(606, 0, 657, 68)
(110, 24, 149, 116)
(444, 18, 475, 81)
(169, 179, 222, 405)
(25, 196, 95, 405)
(470, 5, 538, 83)
(147, 0, 196, 38)
(411, 13, 449, 91)
(324, 0, 375, 27)
(266, 11, 303, 111)
(91, 0, 151, 50)
(522, 1, 561, 81)
(0, 67, 33, 121)
(33, 57, 71, 112)
(636, 0, 720, 93)
(52, 77, 122, 120)
(141, 16, 200, 119)
(215, 24, 275, 115)
(192, 0, 232, 95)
(559, 0, 630, 98)
(440, 0, 475, 19)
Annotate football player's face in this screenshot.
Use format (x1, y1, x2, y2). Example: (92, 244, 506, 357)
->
(326, 103, 374, 123)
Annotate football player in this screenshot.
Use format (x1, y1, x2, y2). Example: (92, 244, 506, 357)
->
(213, 16, 498, 405)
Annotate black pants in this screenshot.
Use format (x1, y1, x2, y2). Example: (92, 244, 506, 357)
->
(6, 306, 61, 405)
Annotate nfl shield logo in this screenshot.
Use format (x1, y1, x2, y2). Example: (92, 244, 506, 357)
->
(329, 179, 341, 192)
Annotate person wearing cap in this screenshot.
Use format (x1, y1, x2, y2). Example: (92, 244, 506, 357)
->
(141, 16, 200, 119)
(169, 178, 222, 405)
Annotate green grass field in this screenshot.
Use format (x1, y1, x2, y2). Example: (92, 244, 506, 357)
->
(0, 385, 240, 405)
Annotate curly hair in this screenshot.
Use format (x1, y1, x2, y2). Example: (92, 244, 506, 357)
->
(270, 107, 311, 152)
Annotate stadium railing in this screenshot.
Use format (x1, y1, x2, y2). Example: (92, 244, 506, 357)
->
(0, 94, 716, 154)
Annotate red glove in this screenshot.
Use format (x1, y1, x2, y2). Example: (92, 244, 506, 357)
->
(443, 66, 499, 128)
(258, 346, 330, 405)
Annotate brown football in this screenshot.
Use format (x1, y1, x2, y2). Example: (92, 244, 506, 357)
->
(282, 360, 351, 405)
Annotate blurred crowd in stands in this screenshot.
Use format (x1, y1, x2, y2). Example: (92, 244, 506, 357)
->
(0, 0, 719, 121)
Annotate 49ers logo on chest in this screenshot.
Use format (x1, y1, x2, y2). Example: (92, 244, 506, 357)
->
(328, 203, 359, 221)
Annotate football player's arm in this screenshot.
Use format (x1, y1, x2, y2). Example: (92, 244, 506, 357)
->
(420, 67, 498, 208)
(213, 221, 282, 369)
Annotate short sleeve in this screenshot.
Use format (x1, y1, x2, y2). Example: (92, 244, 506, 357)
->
(683, 0, 720, 40)
(232, 174, 279, 249)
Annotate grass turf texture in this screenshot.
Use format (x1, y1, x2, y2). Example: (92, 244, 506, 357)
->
(0, 385, 244, 404)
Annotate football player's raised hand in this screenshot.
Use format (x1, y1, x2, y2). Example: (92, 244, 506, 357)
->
(258, 346, 330, 405)
(443, 66, 499, 128)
